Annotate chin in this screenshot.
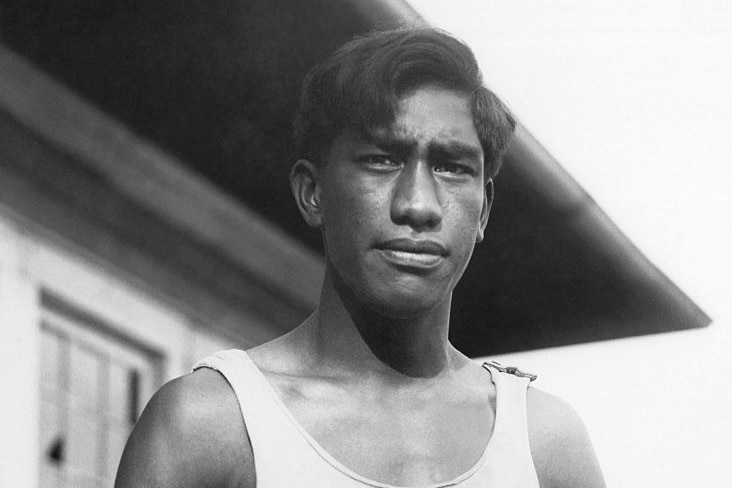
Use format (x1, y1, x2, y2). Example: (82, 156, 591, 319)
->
(328, 257, 458, 320)
(354, 282, 451, 320)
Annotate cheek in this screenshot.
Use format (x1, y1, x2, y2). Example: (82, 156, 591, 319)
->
(319, 189, 375, 256)
(446, 189, 485, 228)
(323, 182, 385, 226)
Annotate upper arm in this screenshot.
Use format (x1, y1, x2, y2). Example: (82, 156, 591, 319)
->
(114, 368, 255, 488)
(527, 388, 606, 488)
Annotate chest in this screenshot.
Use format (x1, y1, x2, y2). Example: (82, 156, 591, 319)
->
(272, 378, 496, 486)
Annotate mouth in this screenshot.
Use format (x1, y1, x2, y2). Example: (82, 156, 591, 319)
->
(375, 238, 448, 269)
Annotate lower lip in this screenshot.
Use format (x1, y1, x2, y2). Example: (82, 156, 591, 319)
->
(378, 249, 444, 268)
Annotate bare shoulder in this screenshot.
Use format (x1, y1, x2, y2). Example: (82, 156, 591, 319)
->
(526, 387, 606, 488)
(115, 368, 254, 488)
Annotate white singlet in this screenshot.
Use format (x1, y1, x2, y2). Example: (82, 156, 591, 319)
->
(194, 349, 540, 488)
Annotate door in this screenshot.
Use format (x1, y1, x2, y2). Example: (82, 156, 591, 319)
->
(39, 304, 160, 488)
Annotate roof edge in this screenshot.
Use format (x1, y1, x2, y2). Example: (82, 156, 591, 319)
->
(0, 44, 324, 309)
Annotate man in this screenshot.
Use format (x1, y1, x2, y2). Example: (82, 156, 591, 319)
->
(116, 28, 605, 487)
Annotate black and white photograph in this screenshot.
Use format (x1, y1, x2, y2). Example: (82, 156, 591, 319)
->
(0, 1, 729, 487)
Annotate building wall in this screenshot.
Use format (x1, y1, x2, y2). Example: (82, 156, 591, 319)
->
(0, 212, 245, 487)
(0, 45, 322, 487)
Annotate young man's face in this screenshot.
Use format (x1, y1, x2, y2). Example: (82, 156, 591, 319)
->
(317, 85, 490, 318)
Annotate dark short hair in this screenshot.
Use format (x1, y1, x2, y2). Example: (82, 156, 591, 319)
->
(293, 27, 516, 179)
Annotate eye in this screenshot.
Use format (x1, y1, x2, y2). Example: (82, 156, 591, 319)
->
(359, 154, 400, 170)
(434, 162, 475, 176)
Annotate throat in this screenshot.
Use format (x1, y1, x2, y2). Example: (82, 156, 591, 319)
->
(316, 269, 461, 380)
(359, 321, 455, 379)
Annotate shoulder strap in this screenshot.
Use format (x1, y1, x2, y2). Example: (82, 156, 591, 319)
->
(194, 350, 376, 488)
(473, 361, 541, 488)
(481, 360, 536, 461)
(193, 350, 315, 478)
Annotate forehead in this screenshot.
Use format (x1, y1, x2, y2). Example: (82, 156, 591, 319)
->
(384, 86, 480, 150)
(324, 86, 483, 164)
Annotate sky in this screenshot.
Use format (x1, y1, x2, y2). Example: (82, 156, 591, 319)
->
(411, 3, 732, 485)
(413, 0, 732, 324)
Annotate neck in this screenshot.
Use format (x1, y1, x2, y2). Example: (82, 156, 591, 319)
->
(304, 270, 460, 381)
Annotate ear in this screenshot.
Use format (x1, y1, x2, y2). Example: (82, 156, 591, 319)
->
(476, 179, 494, 243)
(289, 159, 323, 228)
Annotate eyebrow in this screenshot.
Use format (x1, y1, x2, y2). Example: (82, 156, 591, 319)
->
(370, 135, 483, 163)
(428, 140, 483, 162)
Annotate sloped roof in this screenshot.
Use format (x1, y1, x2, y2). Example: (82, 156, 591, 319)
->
(0, 0, 708, 355)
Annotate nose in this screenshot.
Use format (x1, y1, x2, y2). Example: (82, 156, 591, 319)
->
(391, 161, 443, 231)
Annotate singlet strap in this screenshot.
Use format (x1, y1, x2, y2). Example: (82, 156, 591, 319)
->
(481, 360, 541, 487)
(193, 349, 319, 482)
